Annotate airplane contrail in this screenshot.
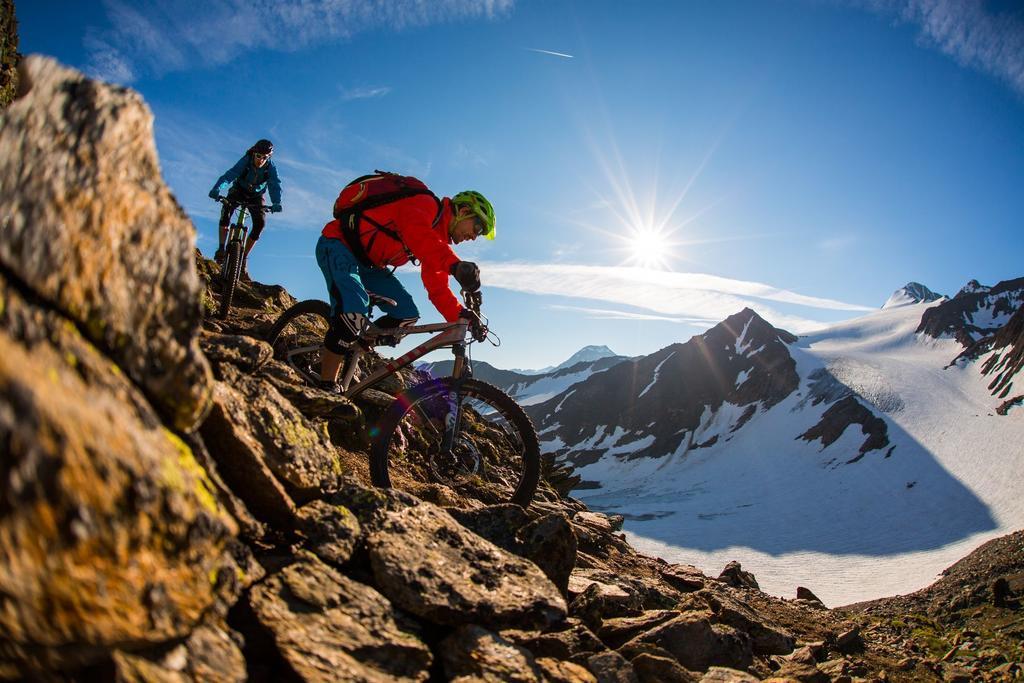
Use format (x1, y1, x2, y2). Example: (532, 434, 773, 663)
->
(525, 48, 575, 59)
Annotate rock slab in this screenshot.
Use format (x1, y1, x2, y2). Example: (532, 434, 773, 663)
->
(0, 55, 212, 432)
(367, 502, 567, 629)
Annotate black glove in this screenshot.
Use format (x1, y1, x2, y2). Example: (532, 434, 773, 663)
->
(459, 308, 487, 342)
(450, 260, 481, 292)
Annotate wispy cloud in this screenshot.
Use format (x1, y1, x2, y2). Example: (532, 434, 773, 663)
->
(86, 0, 515, 83)
(480, 262, 874, 333)
(548, 304, 717, 326)
(525, 47, 575, 59)
(340, 85, 393, 101)
(854, 0, 1024, 96)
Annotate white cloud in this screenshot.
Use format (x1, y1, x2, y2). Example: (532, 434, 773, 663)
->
(341, 85, 393, 101)
(856, 0, 1024, 96)
(548, 304, 717, 326)
(525, 47, 574, 59)
(85, 0, 515, 83)
(83, 32, 136, 83)
(480, 262, 874, 333)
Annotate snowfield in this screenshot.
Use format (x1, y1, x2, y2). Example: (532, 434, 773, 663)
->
(571, 302, 1024, 606)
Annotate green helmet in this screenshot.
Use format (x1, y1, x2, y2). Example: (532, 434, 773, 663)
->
(452, 190, 496, 241)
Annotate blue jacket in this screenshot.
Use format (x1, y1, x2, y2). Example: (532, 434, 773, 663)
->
(211, 154, 282, 205)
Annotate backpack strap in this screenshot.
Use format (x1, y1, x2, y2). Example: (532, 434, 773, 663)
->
(338, 189, 443, 269)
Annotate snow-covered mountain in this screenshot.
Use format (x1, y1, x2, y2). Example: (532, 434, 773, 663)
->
(529, 278, 1024, 606)
(511, 345, 620, 376)
(421, 348, 628, 406)
(955, 279, 990, 298)
(917, 276, 1024, 346)
(882, 281, 943, 309)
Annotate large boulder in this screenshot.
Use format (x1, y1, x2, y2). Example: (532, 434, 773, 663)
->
(366, 502, 567, 629)
(248, 556, 432, 682)
(0, 303, 240, 675)
(0, 56, 212, 433)
(199, 362, 343, 527)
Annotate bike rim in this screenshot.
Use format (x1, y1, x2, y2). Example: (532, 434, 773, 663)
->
(269, 307, 331, 385)
(396, 383, 528, 493)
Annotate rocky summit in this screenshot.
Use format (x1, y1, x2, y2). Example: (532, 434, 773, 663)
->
(1, 56, 1022, 682)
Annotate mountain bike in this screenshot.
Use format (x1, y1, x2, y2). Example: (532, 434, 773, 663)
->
(265, 291, 540, 507)
(215, 196, 270, 319)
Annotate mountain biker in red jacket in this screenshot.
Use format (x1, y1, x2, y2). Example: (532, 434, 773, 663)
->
(209, 139, 283, 279)
(316, 187, 495, 389)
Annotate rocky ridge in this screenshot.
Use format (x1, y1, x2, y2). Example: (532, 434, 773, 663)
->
(1, 56, 1022, 682)
(917, 278, 1024, 347)
(530, 307, 801, 471)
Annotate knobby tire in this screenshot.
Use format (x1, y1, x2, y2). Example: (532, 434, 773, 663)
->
(266, 299, 332, 347)
(371, 377, 541, 508)
(218, 240, 243, 319)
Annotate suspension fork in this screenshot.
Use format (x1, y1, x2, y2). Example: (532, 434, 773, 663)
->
(441, 344, 468, 453)
(234, 206, 249, 251)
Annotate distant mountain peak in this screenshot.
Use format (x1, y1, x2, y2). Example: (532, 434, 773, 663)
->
(525, 345, 619, 375)
(955, 279, 990, 298)
(882, 282, 943, 309)
(713, 308, 798, 346)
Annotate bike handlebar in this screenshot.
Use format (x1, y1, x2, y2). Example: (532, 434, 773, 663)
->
(216, 196, 272, 213)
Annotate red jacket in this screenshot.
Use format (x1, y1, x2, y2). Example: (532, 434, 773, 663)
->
(322, 195, 463, 321)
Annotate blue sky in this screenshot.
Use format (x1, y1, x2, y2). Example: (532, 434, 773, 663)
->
(18, 0, 1024, 370)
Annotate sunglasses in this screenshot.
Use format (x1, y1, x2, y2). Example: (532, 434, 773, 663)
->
(472, 216, 487, 237)
(254, 153, 271, 161)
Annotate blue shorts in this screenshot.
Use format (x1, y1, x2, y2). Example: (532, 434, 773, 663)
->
(315, 235, 419, 320)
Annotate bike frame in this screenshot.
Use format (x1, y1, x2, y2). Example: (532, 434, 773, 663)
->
(339, 319, 471, 399)
(224, 200, 256, 252)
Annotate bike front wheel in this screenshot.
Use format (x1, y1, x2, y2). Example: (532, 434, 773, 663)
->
(371, 377, 540, 508)
(218, 239, 243, 319)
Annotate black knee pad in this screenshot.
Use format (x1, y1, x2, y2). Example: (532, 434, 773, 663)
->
(324, 312, 366, 354)
(375, 315, 419, 330)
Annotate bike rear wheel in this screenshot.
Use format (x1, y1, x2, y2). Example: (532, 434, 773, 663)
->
(371, 377, 540, 508)
(218, 239, 243, 319)
(266, 299, 331, 385)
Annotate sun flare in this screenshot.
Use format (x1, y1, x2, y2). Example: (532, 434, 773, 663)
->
(625, 227, 674, 269)
(626, 232, 667, 270)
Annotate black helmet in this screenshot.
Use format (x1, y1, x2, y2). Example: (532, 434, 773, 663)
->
(250, 139, 274, 155)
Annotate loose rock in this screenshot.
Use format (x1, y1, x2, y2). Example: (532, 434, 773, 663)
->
(366, 502, 567, 629)
(248, 556, 432, 682)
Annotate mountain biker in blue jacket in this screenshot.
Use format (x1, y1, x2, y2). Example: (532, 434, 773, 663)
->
(208, 139, 283, 279)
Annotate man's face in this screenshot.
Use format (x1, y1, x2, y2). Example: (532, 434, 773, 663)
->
(253, 152, 270, 167)
(450, 208, 483, 244)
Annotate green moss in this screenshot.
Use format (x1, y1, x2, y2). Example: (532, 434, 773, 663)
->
(333, 504, 358, 527)
(85, 312, 106, 342)
(910, 624, 950, 657)
(160, 428, 220, 515)
(270, 414, 320, 449)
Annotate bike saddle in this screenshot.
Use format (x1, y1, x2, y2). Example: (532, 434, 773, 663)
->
(367, 292, 398, 309)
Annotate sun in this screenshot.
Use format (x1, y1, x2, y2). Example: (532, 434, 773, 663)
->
(626, 226, 674, 269)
